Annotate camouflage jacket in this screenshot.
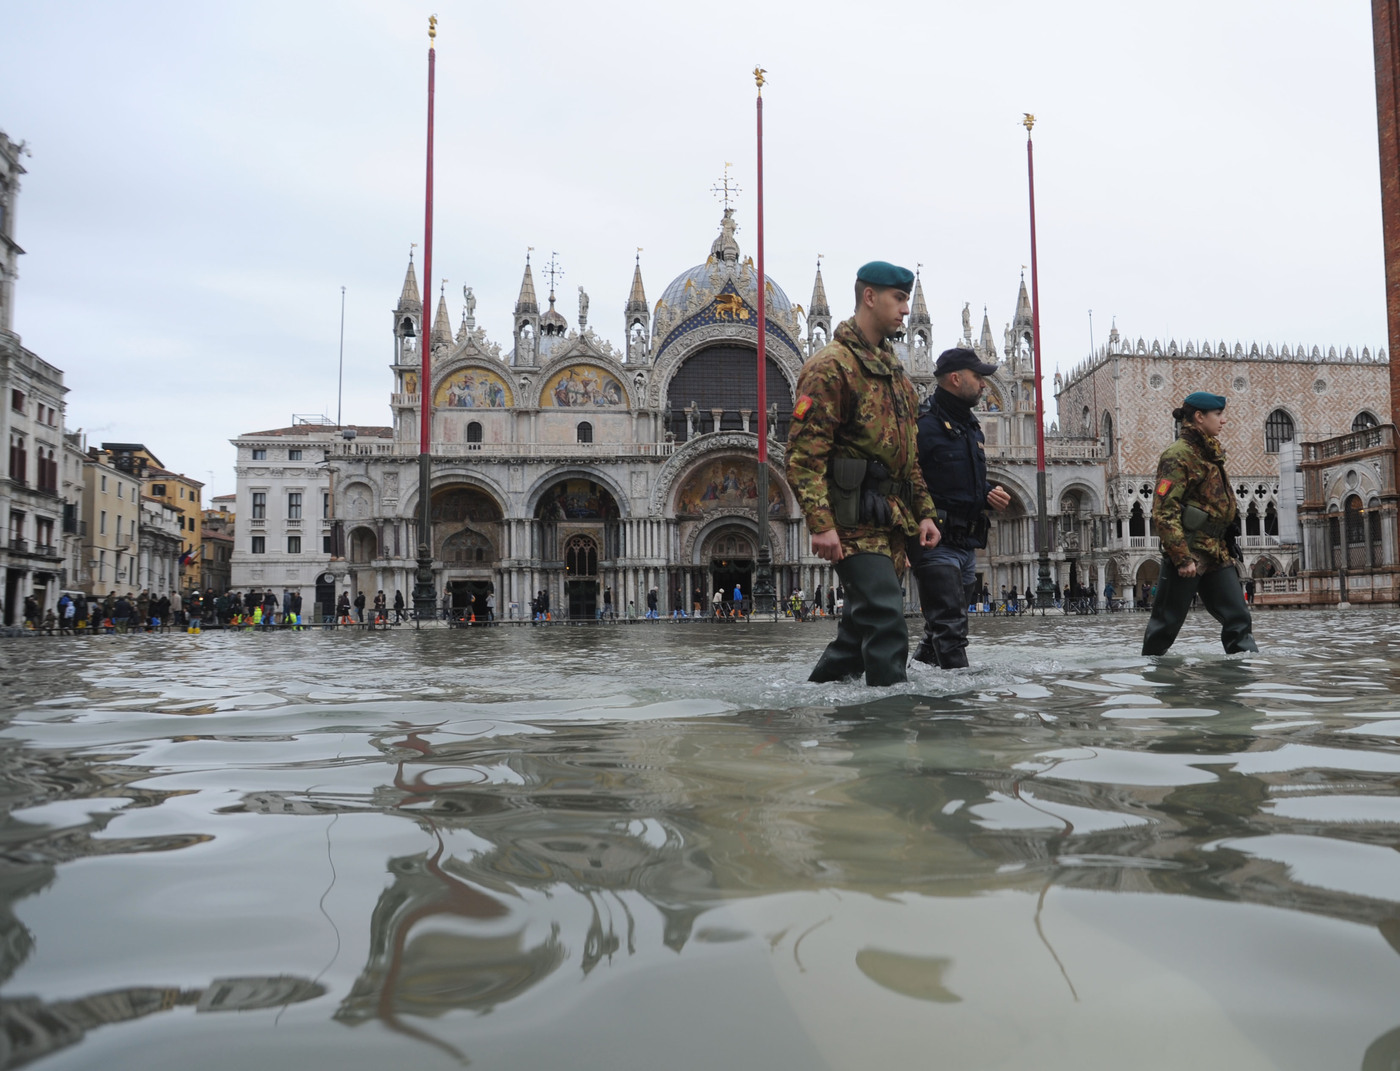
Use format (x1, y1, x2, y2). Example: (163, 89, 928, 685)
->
(1152, 425, 1238, 568)
(785, 318, 937, 554)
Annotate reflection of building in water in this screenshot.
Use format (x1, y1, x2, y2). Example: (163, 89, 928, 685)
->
(0, 976, 324, 1070)
(224, 705, 1400, 1063)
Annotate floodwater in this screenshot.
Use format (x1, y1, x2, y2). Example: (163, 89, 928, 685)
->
(2, 609, 1400, 1071)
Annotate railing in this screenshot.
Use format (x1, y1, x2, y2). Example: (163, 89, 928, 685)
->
(391, 393, 422, 407)
(34, 543, 58, 558)
(327, 440, 678, 459)
(1303, 424, 1394, 461)
(987, 442, 1105, 462)
(1240, 534, 1281, 548)
(8, 537, 27, 553)
(1257, 576, 1303, 595)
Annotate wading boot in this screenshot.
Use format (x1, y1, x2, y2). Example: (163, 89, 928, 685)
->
(911, 563, 970, 669)
(1197, 566, 1258, 653)
(825, 553, 909, 686)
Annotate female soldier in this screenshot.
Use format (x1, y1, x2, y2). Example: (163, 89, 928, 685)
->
(1141, 391, 1258, 655)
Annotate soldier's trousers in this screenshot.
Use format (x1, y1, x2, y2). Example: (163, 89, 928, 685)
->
(809, 553, 909, 687)
(1141, 560, 1258, 656)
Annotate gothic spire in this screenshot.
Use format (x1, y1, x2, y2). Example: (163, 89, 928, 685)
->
(909, 270, 931, 326)
(397, 256, 421, 311)
(979, 307, 995, 356)
(625, 254, 648, 317)
(808, 260, 830, 318)
(514, 254, 539, 316)
(432, 287, 453, 343)
(1014, 272, 1033, 326)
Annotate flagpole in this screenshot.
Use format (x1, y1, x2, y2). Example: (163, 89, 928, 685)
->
(412, 16, 439, 627)
(752, 66, 776, 616)
(1024, 113, 1054, 611)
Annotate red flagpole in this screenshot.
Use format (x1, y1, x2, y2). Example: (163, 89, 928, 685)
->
(411, 16, 439, 623)
(755, 70, 768, 467)
(421, 18, 436, 453)
(1025, 112, 1053, 608)
(752, 67, 775, 613)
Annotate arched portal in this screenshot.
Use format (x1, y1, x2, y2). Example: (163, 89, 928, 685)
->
(563, 534, 599, 619)
(665, 344, 794, 443)
(432, 485, 505, 619)
(701, 525, 756, 605)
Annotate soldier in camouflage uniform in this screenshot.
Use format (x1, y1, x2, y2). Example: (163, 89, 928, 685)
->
(1141, 391, 1257, 655)
(786, 261, 941, 685)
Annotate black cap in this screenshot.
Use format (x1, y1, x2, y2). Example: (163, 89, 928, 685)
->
(935, 347, 998, 377)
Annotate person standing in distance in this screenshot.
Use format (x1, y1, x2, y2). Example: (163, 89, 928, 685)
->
(910, 347, 1011, 668)
(1141, 391, 1258, 655)
(786, 261, 941, 686)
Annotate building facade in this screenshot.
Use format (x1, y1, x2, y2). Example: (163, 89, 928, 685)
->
(201, 494, 236, 595)
(101, 443, 203, 588)
(306, 213, 1110, 619)
(229, 422, 383, 616)
(1053, 328, 1391, 604)
(231, 210, 1389, 617)
(0, 129, 70, 624)
(136, 496, 183, 597)
(80, 447, 143, 596)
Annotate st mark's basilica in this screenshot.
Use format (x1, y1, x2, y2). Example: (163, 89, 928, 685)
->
(231, 203, 1391, 618)
(304, 206, 1052, 619)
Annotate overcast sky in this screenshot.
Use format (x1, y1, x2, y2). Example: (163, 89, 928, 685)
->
(2, 1, 1386, 499)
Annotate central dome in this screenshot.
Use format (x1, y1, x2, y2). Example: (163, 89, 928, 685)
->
(655, 209, 793, 322)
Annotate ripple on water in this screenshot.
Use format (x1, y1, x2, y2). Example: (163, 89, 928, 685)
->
(2, 611, 1400, 1070)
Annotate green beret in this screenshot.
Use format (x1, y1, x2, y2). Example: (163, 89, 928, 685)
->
(1183, 391, 1227, 411)
(856, 261, 916, 291)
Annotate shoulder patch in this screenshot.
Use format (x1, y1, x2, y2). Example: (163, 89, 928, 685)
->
(1155, 478, 1173, 497)
(793, 395, 814, 420)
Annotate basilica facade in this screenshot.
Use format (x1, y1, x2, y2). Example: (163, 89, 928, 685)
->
(313, 210, 1056, 618)
(235, 209, 1390, 618)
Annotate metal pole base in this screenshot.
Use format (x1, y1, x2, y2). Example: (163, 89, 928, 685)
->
(753, 545, 776, 616)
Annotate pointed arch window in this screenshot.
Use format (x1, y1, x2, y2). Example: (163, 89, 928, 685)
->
(565, 534, 598, 577)
(1101, 412, 1114, 456)
(1353, 411, 1379, 431)
(1129, 501, 1146, 537)
(1265, 409, 1295, 453)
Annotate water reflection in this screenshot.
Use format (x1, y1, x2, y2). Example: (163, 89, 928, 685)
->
(2, 614, 1400, 1068)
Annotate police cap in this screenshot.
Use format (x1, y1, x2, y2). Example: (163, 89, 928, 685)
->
(1182, 390, 1227, 412)
(935, 347, 999, 377)
(855, 261, 916, 291)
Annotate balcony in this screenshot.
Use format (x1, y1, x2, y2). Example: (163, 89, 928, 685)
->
(391, 393, 422, 407)
(1303, 424, 1394, 461)
(7, 537, 27, 553)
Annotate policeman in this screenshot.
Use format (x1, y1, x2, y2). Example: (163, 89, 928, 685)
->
(910, 347, 1011, 668)
(1141, 391, 1258, 655)
(785, 261, 941, 685)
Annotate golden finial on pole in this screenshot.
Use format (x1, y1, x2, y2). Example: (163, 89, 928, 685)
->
(428, 14, 438, 44)
(754, 66, 767, 91)
(1023, 112, 1035, 134)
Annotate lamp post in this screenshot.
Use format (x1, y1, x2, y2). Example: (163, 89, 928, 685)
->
(1024, 113, 1056, 611)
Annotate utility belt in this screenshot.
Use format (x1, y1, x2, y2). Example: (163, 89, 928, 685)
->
(828, 457, 913, 528)
(1182, 503, 1228, 540)
(933, 507, 990, 549)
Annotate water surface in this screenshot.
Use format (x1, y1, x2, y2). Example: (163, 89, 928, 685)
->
(3, 610, 1400, 1070)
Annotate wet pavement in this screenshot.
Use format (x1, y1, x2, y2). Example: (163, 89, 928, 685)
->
(2, 609, 1399, 1070)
